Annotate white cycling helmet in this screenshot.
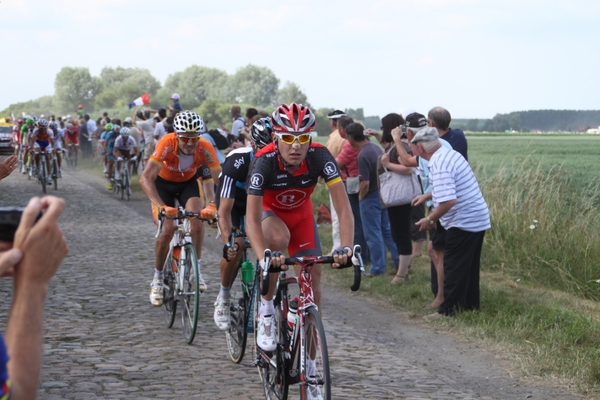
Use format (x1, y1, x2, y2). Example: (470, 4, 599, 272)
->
(173, 111, 204, 133)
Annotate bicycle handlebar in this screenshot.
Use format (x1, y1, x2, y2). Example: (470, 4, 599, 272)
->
(260, 244, 364, 296)
(154, 207, 218, 239)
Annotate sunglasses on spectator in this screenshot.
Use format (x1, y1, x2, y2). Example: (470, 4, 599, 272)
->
(177, 135, 201, 143)
(274, 132, 311, 145)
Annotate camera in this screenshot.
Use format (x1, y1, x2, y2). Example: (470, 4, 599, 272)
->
(363, 130, 370, 136)
(0, 207, 41, 242)
(0, 208, 24, 242)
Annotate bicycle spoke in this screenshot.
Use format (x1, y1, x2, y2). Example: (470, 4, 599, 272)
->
(301, 307, 331, 400)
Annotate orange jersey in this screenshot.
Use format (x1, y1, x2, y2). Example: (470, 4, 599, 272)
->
(150, 133, 220, 182)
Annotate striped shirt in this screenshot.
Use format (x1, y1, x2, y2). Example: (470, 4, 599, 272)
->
(429, 146, 490, 232)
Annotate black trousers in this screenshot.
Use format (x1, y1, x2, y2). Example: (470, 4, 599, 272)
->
(438, 228, 486, 316)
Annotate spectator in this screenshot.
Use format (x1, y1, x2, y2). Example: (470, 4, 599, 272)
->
(0, 196, 69, 399)
(168, 94, 182, 114)
(76, 104, 86, 118)
(347, 122, 399, 277)
(335, 116, 370, 265)
(78, 116, 91, 158)
(428, 107, 468, 160)
(411, 127, 490, 318)
(393, 112, 452, 308)
(325, 109, 346, 253)
(153, 108, 168, 141)
(245, 108, 258, 125)
(378, 113, 414, 284)
(101, 112, 110, 126)
(229, 105, 246, 149)
(133, 109, 156, 166)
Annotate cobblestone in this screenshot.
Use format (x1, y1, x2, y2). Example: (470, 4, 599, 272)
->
(0, 167, 582, 399)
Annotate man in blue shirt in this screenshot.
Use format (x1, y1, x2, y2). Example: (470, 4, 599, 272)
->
(169, 94, 183, 114)
(427, 107, 468, 161)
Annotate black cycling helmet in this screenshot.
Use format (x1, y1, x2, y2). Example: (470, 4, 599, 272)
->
(249, 117, 273, 149)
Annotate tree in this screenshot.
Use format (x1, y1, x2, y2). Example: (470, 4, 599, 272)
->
(198, 99, 231, 129)
(157, 65, 229, 110)
(228, 64, 279, 107)
(277, 82, 309, 106)
(95, 67, 161, 109)
(345, 108, 364, 122)
(54, 67, 98, 113)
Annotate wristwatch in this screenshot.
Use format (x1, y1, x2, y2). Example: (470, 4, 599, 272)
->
(426, 216, 435, 225)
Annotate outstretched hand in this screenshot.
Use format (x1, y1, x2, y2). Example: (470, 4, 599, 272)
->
(0, 155, 18, 181)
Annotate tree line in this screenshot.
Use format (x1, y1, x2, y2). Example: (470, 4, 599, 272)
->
(453, 110, 600, 132)
(1, 64, 381, 135)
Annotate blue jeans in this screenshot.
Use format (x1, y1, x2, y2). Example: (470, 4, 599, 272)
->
(359, 191, 399, 275)
(348, 192, 370, 264)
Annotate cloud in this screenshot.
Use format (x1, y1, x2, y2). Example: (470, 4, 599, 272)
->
(414, 56, 437, 66)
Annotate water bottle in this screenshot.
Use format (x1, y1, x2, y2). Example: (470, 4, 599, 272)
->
(287, 298, 298, 334)
(241, 260, 254, 284)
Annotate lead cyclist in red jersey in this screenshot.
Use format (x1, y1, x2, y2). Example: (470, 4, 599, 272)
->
(246, 103, 354, 363)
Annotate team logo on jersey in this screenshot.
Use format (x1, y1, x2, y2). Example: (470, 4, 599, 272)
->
(323, 162, 337, 177)
(276, 189, 307, 207)
(234, 157, 245, 169)
(249, 173, 264, 189)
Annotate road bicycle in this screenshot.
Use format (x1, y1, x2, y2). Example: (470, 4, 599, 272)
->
(33, 150, 50, 194)
(112, 156, 134, 201)
(223, 226, 255, 364)
(155, 206, 216, 344)
(50, 151, 59, 191)
(66, 143, 78, 169)
(255, 245, 364, 400)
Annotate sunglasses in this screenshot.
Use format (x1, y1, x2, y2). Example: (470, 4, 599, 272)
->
(177, 135, 201, 144)
(274, 132, 311, 145)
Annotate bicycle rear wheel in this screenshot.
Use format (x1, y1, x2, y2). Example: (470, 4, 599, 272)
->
(163, 250, 177, 328)
(301, 307, 331, 400)
(226, 264, 248, 363)
(181, 244, 200, 344)
(40, 158, 47, 194)
(52, 158, 58, 190)
(258, 303, 288, 400)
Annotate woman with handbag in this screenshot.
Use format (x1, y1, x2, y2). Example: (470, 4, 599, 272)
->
(376, 113, 422, 284)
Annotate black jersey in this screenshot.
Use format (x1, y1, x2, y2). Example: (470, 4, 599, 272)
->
(218, 147, 253, 203)
(246, 142, 342, 211)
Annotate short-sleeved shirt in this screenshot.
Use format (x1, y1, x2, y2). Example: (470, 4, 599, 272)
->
(150, 133, 220, 183)
(247, 142, 342, 211)
(336, 141, 359, 181)
(114, 135, 137, 151)
(32, 128, 54, 142)
(173, 101, 182, 112)
(439, 127, 468, 161)
(219, 147, 253, 204)
(154, 120, 166, 141)
(357, 141, 383, 195)
(136, 119, 155, 141)
(325, 130, 345, 158)
(231, 117, 245, 138)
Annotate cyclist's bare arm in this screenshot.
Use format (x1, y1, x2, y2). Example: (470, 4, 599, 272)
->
(217, 197, 236, 244)
(139, 161, 165, 210)
(202, 179, 216, 204)
(113, 148, 123, 158)
(209, 167, 221, 189)
(329, 181, 354, 267)
(132, 146, 139, 158)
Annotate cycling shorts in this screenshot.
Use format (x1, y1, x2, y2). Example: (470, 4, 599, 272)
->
(117, 149, 131, 159)
(34, 140, 52, 152)
(262, 201, 321, 257)
(66, 134, 79, 145)
(107, 153, 115, 162)
(151, 175, 201, 219)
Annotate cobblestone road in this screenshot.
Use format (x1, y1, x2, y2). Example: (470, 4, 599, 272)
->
(0, 166, 581, 399)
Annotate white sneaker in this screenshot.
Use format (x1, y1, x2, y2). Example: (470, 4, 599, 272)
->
(307, 384, 323, 400)
(213, 298, 231, 330)
(197, 270, 207, 292)
(257, 314, 277, 351)
(149, 278, 164, 307)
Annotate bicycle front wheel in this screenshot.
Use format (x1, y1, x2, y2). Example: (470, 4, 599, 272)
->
(40, 158, 47, 194)
(181, 244, 200, 344)
(301, 307, 331, 400)
(52, 158, 58, 190)
(226, 264, 248, 364)
(124, 168, 131, 201)
(163, 250, 177, 328)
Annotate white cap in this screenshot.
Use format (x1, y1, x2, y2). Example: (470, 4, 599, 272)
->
(171, 93, 180, 100)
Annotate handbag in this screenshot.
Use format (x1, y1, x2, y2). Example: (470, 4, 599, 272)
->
(346, 176, 360, 195)
(377, 148, 422, 208)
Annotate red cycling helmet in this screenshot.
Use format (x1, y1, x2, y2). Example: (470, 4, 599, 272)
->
(271, 103, 316, 133)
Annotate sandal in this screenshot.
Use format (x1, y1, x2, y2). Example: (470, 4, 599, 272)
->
(391, 274, 408, 284)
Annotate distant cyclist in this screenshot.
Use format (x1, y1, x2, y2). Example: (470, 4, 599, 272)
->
(28, 118, 55, 177)
(49, 122, 64, 177)
(139, 110, 222, 307)
(246, 103, 355, 362)
(113, 127, 139, 180)
(19, 118, 35, 173)
(65, 122, 80, 165)
(213, 117, 273, 330)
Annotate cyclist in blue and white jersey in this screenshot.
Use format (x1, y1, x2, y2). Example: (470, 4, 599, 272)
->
(113, 127, 139, 181)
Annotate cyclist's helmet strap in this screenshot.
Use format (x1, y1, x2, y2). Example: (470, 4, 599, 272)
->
(271, 103, 315, 134)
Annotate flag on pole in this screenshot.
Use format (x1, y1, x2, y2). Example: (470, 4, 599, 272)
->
(128, 93, 150, 109)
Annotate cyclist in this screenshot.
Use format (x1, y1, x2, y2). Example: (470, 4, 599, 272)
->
(101, 124, 120, 190)
(246, 103, 354, 363)
(65, 122, 80, 166)
(213, 117, 273, 330)
(98, 122, 112, 176)
(12, 118, 23, 158)
(19, 118, 35, 173)
(139, 110, 222, 307)
(28, 118, 55, 177)
(113, 127, 139, 181)
(49, 122, 64, 177)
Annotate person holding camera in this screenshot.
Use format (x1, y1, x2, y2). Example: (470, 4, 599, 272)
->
(0, 196, 69, 399)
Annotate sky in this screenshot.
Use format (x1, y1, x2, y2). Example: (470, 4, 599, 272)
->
(0, 0, 598, 119)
